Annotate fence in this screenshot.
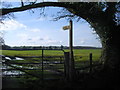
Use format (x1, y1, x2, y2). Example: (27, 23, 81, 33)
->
(2, 51, 102, 80)
(3, 56, 64, 78)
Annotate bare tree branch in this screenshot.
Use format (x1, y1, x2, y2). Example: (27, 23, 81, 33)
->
(1, 2, 106, 23)
(31, 0, 37, 5)
(1, 2, 71, 16)
(1, 2, 118, 26)
(21, 0, 24, 7)
(53, 14, 75, 21)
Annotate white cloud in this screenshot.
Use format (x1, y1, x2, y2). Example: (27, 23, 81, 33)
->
(16, 33, 29, 45)
(0, 19, 43, 33)
(26, 36, 62, 46)
(0, 19, 27, 31)
(0, 19, 102, 47)
(1, 19, 43, 32)
(27, 36, 41, 42)
(30, 28, 41, 32)
(46, 39, 61, 44)
(17, 33, 29, 39)
(0, 19, 62, 46)
(80, 40, 85, 44)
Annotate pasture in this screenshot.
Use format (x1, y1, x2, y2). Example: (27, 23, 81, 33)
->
(1, 49, 101, 61)
(2, 49, 102, 89)
(1, 49, 102, 70)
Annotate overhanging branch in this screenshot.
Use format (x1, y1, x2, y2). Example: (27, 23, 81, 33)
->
(53, 14, 75, 21)
(1, 2, 70, 16)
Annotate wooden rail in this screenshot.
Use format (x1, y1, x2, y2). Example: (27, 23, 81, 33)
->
(75, 63, 102, 70)
(14, 56, 64, 58)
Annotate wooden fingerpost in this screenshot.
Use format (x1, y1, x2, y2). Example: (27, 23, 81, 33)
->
(69, 20, 75, 81)
(63, 20, 75, 81)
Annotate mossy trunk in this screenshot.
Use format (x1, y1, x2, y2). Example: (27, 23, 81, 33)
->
(101, 40, 120, 72)
(100, 26, 120, 74)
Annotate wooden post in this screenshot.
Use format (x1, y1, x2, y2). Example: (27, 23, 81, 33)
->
(41, 49, 44, 81)
(64, 52, 69, 81)
(62, 20, 75, 81)
(89, 53, 92, 73)
(69, 20, 75, 81)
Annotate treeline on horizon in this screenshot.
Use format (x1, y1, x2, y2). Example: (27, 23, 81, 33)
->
(1, 45, 101, 50)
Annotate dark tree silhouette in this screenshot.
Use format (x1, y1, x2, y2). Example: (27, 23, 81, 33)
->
(1, 1, 120, 76)
(0, 32, 5, 46)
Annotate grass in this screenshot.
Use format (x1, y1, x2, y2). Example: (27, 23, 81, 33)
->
(1, 49, 102, 71)
(1, 50, 63, 56)
(2, 49, 102, 89)
(1, 49, 101, 61)
(1, 49, 102, 70)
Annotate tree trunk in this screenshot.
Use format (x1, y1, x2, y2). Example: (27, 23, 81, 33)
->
(102, 39, 120, 72)
(100, 26, 120, 76)
(89, 17, 120, 74)
(94, 25, 120, 87)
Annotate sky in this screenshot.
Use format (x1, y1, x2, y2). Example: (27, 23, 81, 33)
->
(0, 3, 102, 47)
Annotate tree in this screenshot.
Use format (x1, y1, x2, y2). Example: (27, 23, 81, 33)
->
(0, 31, 5, 50)
(0, 1, 120, 75)
(0, 32, 5, 46)
(0, 36, 4, 46)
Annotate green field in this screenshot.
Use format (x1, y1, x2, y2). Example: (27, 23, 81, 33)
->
(1, 49, 102, 78)
(1, 49, 101, 61)
(1, 49, 102, 88)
